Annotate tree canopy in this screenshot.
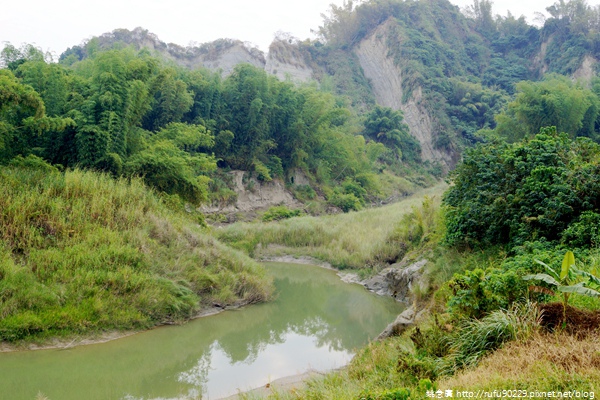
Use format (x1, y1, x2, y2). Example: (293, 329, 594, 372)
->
(443, 127, 600, 249)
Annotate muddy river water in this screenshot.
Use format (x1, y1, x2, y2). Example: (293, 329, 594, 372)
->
(0, 262, 404, 400)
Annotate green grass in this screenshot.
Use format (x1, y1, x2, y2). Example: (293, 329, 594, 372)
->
(0, 167, 274, 342)
(216, 182, 448, 270)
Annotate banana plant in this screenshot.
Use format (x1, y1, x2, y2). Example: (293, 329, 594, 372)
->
(523, 250, 600, 325)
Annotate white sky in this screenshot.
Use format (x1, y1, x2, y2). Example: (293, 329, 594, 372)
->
(0, 0, 594, 59)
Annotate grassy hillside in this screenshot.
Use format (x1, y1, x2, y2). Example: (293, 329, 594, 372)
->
(0, 166, 273, 342)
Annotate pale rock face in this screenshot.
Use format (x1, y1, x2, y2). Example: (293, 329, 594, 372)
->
(192, 43, 266, 76)
(353, 20, 456, 169)
(201, 171, 301, 214)
(572, 55, 597, 84)
(265, 41, 314, 83)
(532, 38, 551, 75)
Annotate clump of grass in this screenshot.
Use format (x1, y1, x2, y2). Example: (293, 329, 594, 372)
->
(439, 301, 541, 374)
(0, 167, 273, 342)
(261, 206, 303, 222)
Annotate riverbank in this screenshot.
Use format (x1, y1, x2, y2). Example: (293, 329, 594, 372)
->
(220, 370, 326, 400)
(0, 304, 233, 353)
(0, 256, 365, 353)
(217, 182, 448, 270)
(0, 261, 403, 400)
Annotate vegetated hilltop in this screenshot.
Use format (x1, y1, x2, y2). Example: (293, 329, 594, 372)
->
(58, 0, 600, 173)
(2, 31, 434, 219)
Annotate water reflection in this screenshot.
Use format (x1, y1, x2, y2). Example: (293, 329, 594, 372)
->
(0, 262, 403, 400)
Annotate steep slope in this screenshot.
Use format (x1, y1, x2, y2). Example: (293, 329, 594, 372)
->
(354, 19, 455, 168)
(265, 39, 315, 82)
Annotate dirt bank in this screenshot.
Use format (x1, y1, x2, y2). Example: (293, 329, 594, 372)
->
(219, 370, 326, 400)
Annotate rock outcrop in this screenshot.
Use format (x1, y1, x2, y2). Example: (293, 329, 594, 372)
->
(341, 259, 428, 340)
(573, 55, 597, 84)
(376, 305, 417, 339)
(92, 28, 266, 76)
(201, 170, 301, 215)
(189, 41, 265, 76)
(362, 259, 428, 302)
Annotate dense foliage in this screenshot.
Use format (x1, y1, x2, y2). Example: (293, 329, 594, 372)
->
(1, 44, 408, 208)
(312, 0, 600, 151)
(494, 75, 600, 142)
(443, 127, 600, 249)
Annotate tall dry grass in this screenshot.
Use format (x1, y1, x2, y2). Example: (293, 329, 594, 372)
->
(440, 331, 600, 391)
(217, 182, 447, 269)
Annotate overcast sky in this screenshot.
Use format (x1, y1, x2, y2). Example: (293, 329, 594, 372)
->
(0, 0, 593, 59)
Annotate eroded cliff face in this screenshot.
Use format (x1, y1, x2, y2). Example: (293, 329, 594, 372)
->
(201, 171, 301, 215)
(573, 55, 597, 83)
(162, 41, 265, 76)
(354, 20, 455, 168)
(532, 38, 551, 76)
(91, 29, 266, 76)
(532, 36, 597, 84)
(185, 42, 265, 75)
(265, 40, 315, 83)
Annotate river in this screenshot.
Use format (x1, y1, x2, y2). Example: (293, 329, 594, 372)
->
(0, 262, 404, 400)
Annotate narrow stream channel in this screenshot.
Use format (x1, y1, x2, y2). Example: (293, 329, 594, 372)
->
(0, 262, 404, 400)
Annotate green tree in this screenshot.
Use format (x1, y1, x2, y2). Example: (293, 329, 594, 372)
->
(363, 106, 421, 163)
(143, 67, 193, 131)
(125, 140, 215, 205)
(494, 75, 599, 142)
(0, 43, 49, 70)
(15, 61, 70, 117)
(221, 64, 274, 169)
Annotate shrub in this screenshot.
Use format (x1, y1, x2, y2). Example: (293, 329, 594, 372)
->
(447, 267, 529, 320)
(253, 159, 272, 182)
(8, 154, 59, 173)
(266, 155, 284, 179)
(261, 205, 302, 222)
(292, 184, 316, 201)
(342, 178, 367, 204)
(561, 212, 600, 248)
(443, 128, 600, 249)
(329, 192, 362, 212)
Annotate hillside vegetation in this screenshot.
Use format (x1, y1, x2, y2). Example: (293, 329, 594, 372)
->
(1, 41, 433, 215)
(2, 0, 600, 394)
(0, 164, 272, 342)
(236, 129, 600, 398)
(309, 0, 600, 154)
